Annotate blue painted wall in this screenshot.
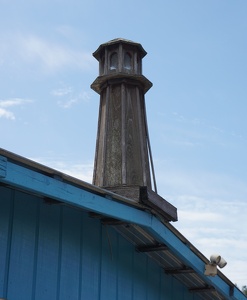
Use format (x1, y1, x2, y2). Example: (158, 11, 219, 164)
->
(0, 186, 200, 300)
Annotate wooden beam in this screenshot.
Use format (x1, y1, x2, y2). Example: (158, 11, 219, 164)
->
(101, 218, 128, 226)
(89, 213, 129, 226)
(189, 286, 215, 293)
(136, 244, 168, 252)
(140, 186, 178, 221)
(43, 197, 63, 205)
(165, 267, 195, 274)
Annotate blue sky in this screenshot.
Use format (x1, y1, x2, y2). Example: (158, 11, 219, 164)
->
(1, 0, 247, 288)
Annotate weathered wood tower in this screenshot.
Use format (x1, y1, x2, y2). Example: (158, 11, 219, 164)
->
(91, 38, 177, 221)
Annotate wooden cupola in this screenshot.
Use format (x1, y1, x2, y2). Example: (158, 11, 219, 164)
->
(91, 38, 152, 94)
(91, 38, 177, 222)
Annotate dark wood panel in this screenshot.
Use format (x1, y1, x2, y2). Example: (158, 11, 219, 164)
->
(140, 186, 178, 222)
(105, 84, 122, 186)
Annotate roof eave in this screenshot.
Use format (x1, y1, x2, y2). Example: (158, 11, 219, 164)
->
(0, 148, 245, 300)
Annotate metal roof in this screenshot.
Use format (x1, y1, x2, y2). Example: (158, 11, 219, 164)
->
(0, 148, 245, 300)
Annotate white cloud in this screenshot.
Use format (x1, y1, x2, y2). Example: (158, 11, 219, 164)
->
(157, 166, 247, 203)
(154, 164, 247, 287)
(57, 162, 93, 182)
(0, 98, 33, 120)
(178, 210, 223, 222)
(55, 25, 80, 40)
(173, 196, 247, 287)
(0, 98, 32, 107)
(51, 87, 73, 97)
(18, 34, 94, 72)
(57, 98, 79, 109)
(30, 156, 93, 183)
(57, 91, 91, 109)
(51, 85, 91, 109)
(0, 32, 94, 72)
(0, 108, 15, 120)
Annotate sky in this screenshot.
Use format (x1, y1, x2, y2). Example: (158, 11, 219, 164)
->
(1, 0, 247, 290)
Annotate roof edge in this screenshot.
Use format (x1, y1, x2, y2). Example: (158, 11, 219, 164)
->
(0, 147, 245, 300)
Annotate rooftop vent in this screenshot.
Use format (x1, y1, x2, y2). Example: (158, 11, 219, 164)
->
(91, 38, 177, 222)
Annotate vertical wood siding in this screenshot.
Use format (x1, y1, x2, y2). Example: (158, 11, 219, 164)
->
(0, 186, 200, 300)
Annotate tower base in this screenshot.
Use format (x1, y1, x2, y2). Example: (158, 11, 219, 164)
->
(104, 185, 178, 222)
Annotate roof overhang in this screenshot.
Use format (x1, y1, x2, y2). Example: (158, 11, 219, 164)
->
(0, 148, 245, 300)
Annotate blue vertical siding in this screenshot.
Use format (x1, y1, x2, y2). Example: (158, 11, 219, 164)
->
(0, 187, 13, 298)
(117, 235, 133, 300)
(59, 207, 82, 300)
(132, 248, 147, 298)
(7, 191, 38, 299)
(35, 199, 60, 299)
(81, 214, 101, 299)
(0, 186, 200, 300)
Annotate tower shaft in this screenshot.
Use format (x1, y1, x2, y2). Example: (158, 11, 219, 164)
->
(93, 81, 151, 189)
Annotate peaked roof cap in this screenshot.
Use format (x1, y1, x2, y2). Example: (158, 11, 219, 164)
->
(93, 38, 147, 60)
